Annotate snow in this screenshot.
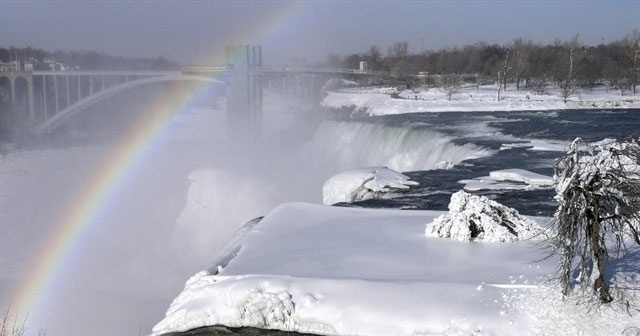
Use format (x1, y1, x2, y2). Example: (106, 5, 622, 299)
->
(425, 190, 547, 242)
(323, 84, 640, 115)
(321, 166, 419, 205)
(152, 202, 638, 336)
(152, 202, 548, 336)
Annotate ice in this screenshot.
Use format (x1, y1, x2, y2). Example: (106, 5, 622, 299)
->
(322, 166, 418, 205)
(500, 139, 569, 152)
(489, 169, 553, 187)
(460, 168, 554, 191)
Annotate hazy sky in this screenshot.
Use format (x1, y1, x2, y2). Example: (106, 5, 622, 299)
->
(1, 0, 639, 66)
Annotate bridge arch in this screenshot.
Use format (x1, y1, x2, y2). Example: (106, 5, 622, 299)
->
(35, 74, 224, 135)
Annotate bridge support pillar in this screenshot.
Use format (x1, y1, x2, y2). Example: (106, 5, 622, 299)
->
(225, 45, 262, 145)
(0, 71, 35, 143)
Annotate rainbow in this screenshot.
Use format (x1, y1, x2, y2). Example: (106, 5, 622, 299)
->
(6, 1, 308, 330)
(7, 77, 221, 327)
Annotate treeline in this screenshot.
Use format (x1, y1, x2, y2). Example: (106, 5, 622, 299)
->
(0, 47, 179, 71)
(329, 31, 640, 92)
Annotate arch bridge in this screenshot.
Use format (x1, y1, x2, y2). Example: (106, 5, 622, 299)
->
(0, 59, 376, 142)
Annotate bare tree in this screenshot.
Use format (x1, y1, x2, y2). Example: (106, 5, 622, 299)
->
(559, 35, 583, 103)
(510, 38, 532, 90)
(621, 29, 640, 94)
(496, 70, 502, 102)
(388, 41, 409, 59)
(443, 76, 461, 101)
(365, 45, 383, 71)
(551, 138, 640, 303)
(325, 53, 343, 68)
(500, 48, 511, 91)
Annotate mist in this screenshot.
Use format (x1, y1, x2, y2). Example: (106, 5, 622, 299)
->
(1, 76, 350, 335)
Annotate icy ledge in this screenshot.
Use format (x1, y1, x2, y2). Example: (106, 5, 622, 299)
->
(461, 168, 553, 191)
(426, 190, 547, 242)
(322, 166, 419, 205)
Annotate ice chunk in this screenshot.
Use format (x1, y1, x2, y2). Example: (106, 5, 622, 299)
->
(322, 167, 419, 205)
(489, 169, 553, 187)
(460, 168, 553, 191)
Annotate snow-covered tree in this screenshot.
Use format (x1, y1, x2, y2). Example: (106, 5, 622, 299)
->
(426, 190, 545, 242)
(551, 138, 640, 303)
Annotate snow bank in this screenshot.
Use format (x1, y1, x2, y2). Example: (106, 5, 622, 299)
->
(460, 168, 554, 191)
(322, 166, 418, 205)
(323, 85, 640, 115)
(426, 190, 546, 242)
(153, 202, 639, 335)
(152, 202, 557, 336)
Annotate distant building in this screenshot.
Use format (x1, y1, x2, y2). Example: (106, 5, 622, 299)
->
(43, 58, 65, 71)
(0, 58, 66, 72)
(359, 61, 368, 72)
(0, 61, 20, 72)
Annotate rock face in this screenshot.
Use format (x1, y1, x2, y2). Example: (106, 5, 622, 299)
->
(425, 190, 546, 242)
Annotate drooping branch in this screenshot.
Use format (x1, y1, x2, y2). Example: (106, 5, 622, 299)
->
(551, 137, 640, 303)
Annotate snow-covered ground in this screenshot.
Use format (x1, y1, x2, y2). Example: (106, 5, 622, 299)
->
(323, 84, 640, 115)
(2, 84, 639, 336)
(152, 200, 639, 336)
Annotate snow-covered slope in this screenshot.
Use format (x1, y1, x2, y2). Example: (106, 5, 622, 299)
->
(151, 202, 638, 336)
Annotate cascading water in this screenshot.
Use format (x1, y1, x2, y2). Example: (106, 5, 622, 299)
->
(306, 120, 493, 173)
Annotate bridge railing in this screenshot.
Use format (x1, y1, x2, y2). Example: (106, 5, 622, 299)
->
(179, 65, 379, 76)
(32, 70, 182, 76)
(256, 66, 378, 75)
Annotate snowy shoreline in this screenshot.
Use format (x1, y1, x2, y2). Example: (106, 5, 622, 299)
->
(322, 84, 640, 115)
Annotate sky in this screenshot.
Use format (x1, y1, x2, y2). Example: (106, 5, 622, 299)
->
(1, 0, 639, 66)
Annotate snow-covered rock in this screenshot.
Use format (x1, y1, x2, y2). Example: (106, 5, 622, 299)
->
(322, 167, 419, 205)
(426, 190, 546, 242)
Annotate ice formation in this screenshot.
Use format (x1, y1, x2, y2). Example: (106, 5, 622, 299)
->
(322, 166, 419, 205)
(426, 190, 546, 242)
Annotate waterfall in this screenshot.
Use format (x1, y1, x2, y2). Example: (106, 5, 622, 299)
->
(306, 120, 493, 173)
